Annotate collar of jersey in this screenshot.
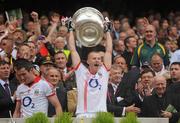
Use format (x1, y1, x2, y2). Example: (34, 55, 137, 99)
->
(26, 76, 41, 87)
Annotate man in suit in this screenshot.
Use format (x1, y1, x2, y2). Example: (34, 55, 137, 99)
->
(132, 68, 155, 108)
(141, 75, 169, 117)
(107, 64, 140, 117)
(0, 60, 15, 118)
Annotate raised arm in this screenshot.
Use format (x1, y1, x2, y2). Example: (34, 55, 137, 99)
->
(46, 14, 60, 43)
(31, 11, 41, 37)
(67, 30, 81, 67)
(103, 31, 112, 70)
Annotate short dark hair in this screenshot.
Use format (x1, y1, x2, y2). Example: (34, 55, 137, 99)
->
(54, 50, 67, 59)
(17, 43, 30, 51)
(124, 36, 135, 48)
(113, 55, 126, 63)
(150, 52, 163, 62)
(170, 62, 180, 67)
(140, 68, 155, 77)
(87, 51, 100, 58)
(0, 60, 10, 66)
(14, 58, 33, 71)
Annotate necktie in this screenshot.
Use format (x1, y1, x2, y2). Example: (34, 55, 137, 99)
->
(4, 83, 10, 96)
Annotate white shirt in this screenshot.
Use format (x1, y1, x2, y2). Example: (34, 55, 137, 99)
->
(75, 63, 109, 116)
(0, 48, 17, 60)
(0, 79, 11, 95)
(16, 77, 55, 118)
(155, 65, 169, 76)
(170, 49, 180, 64)
(111, 83, 119, 95)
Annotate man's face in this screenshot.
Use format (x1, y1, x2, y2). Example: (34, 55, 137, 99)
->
(170, 64, 180, 82)
(141, 72, 154, 89)
(136, 18, 145, 27)
(13, 31, 24, 44)
(18, 45, 31, 60)
(27, 42, 37, 58)
(127, 37, 137, 49)
(164, 41, 172, 51)
(145, 25, 156, 42)
(115, 40, 125, 53)
(54, 53, 67, 69)
(16, 68, 33, 84)
(170, 27, 178, 36)
(40, 64, 54, 76)
(0, 63, 10, 81)
(113, 20, 121, 30)
(119, 32, 127, 41)
(87, 52, 101, 68)
(27, 21, 35, 32)
(41, 18, 49, 27)
(45, 69, 61, 86)
(1, 39, 13, 54)
(110, 68, 123, 84)
(151, 56, 163, 72)
(114, 57, 127, 71)
(54, 39, 65, 50)
(162, 20, 169, 29)
(57, 27, 68, 37)
(155, 77, 166, 96)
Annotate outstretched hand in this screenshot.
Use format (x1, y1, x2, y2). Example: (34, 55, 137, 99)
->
(65, 17, 74, 31)
(125, 104, 141, 114)
(31, 11, 39, 22)
(104, 17, 113, 32)
(142, 17, 149, 27)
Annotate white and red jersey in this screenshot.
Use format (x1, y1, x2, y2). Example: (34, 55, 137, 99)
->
(16, 77, 55, 118)
(75, 63, 109, 115)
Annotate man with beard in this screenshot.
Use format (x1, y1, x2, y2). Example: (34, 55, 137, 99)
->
(131, 24, 169, 68)
(67, 21, 112, 118)
(12, 29, 27, 47)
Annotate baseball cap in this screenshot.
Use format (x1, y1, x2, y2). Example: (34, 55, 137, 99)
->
(40, 56, 54, 66)
(141, 62, 150, 69)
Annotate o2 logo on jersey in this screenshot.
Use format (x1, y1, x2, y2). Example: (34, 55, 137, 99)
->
(89, 79, 102, 90)
(23, 96, 35, 108)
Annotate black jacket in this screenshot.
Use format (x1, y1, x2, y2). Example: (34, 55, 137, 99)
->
(48, 83, 67, 117)
(141, 93, 169, 117)
(107, 83, 124, 117)
(0, 83, 15, 118)
(166, 82, 180, 123)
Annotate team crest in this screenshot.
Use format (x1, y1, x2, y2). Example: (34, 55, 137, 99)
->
(20, 92, 24, 95)
(156, 49, 161, 53)
(142, 49, 147, 55)
(34, 89, 40, 95)
(98, 72, 102, 77)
